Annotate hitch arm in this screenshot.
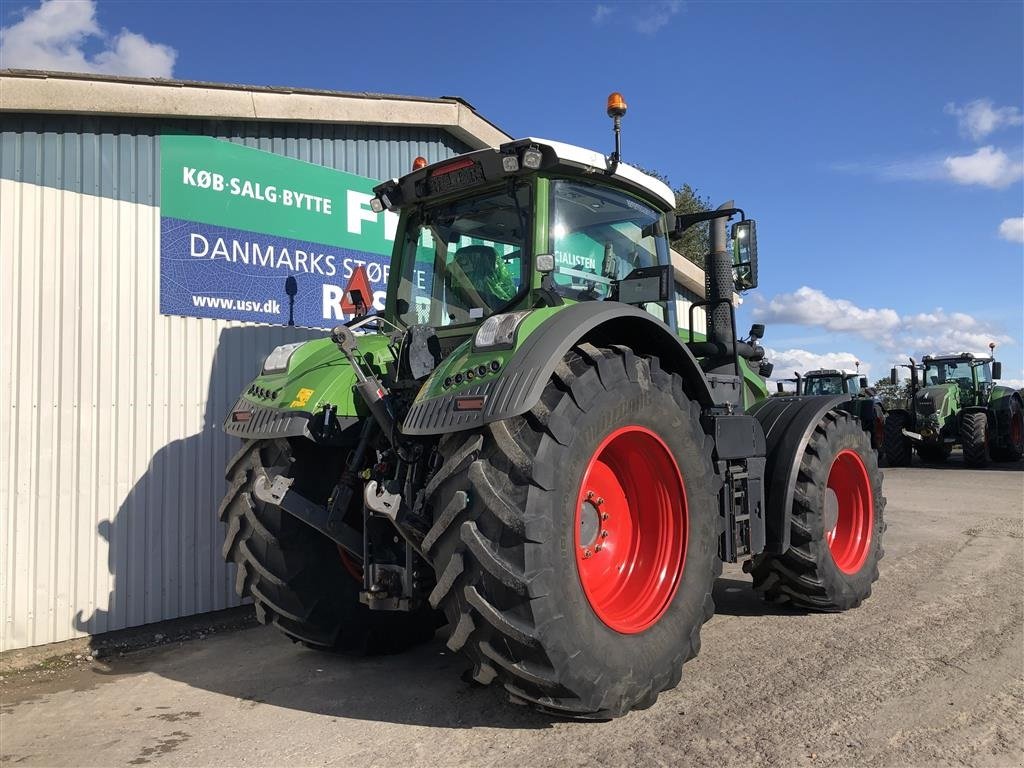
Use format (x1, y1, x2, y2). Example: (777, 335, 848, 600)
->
(251, 473, 362, 557)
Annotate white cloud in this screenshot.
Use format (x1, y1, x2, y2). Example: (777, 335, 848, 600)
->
(753, 286, 1013, 360)
(0, 0, 176, 77)
(752, 286, 901, 336)
(998, 216, 1024, 244)
(634, 0, 682, 35)
(944, 146, 1024, 189)
(592, 4, 614, 23)
(945, 99, 1024, 141)
(765, 347, 870, 381)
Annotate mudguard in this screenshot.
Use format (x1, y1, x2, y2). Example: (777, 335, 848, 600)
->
(402, 302, 716, 436)
(747, 394, 850, 554)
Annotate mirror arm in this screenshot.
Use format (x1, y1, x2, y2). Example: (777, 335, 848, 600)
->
(674, 207, 745, 234)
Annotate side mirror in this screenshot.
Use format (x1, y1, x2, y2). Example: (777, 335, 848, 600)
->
(748, 323, 765, 341)
(776, 381, 784, 393)
(731, 219, 758, 291)
(860, 376, 868, 389)
(890, 367, 898, 386)
(992, 361, 1002, 380)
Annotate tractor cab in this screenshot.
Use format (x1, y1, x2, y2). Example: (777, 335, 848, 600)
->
(803, 369, 868, 396)
(375, 137, 682, 337)
(776, 369, 869, 397)
(920, 353, 998, 407)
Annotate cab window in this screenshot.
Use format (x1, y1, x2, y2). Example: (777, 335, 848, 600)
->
(549, 179, 668, 307)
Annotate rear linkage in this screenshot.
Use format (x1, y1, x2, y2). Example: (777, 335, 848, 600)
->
(252, 317, 445, 612)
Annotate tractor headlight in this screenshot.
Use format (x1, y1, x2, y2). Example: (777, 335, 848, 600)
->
(474, 311, 531, 351)
(262, 342, 305, 374)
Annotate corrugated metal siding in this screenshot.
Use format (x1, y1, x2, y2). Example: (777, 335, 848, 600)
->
(0, 115, 470, 651)
(0, 115, 472, 204)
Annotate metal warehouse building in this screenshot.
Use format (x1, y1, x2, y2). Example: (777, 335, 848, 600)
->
(0, 70, 709, 651)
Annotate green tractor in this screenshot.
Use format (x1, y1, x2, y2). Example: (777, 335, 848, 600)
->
(776, 369, 886, 451)
(218, 95, 885, 718)
(884, 348, 1024, 467)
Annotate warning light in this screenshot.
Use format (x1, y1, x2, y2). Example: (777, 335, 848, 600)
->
(606, 92, 627, 118)
(412, 156, 428, 170)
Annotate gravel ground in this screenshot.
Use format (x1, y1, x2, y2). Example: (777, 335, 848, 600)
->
(2, 454, 1022, 767)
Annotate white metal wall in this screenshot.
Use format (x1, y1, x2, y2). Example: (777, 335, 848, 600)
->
(0, 178, 315, 650)
(0, 114, 472, 652)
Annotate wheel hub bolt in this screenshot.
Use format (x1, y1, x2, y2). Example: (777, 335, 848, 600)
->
(601, 512, 610, 521)
(600, 530, 609, 538)
(583, 548, 593, 559)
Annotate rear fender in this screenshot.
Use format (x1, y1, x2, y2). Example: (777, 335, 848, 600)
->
(402, 303, 716, 436)
(747, 394, 850, 554)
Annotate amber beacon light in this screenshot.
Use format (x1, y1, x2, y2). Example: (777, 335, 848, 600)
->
(606, 91, 628, 118)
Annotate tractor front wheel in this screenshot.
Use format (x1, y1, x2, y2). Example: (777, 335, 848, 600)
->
(751, 411, 885, 611)
(961, 412, 990, 467)
(423, 344, 719, 718)
(219, 438, 438, 653)
(884, 412, 913, 467)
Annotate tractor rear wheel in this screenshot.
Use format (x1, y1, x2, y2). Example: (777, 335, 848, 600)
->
(423, 344, 719, 718)
(884, 412, 913, 467)
(961, 412, 989, 467)
(991, 397, 1024, 462)
(219, 438, 438, 653)
(751, 411, 885, 611)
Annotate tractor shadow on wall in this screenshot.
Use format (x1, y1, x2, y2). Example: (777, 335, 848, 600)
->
(73, 325, 320, 656)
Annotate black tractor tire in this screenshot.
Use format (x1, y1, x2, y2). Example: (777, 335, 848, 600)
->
(220, 438, 438, 653)
(423, 344, 719, 718)
(751, 411, 885, 611)
(870, 405, 886, 453)
(960, 411, 990, 467)
(884, 412, 913, 467)
(916, 443, 951, 463)
(991, 396, 1024, 462)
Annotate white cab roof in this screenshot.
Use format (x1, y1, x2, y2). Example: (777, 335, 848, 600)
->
(526, 137, 676, 210)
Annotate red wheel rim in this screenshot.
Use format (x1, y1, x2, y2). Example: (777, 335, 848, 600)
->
(825, 449, 873, 574)
(1012, 411, 1023, 447)
(574, 426, 687, 634)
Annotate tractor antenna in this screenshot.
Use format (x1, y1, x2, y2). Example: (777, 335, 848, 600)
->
(606, 92, 627, 176)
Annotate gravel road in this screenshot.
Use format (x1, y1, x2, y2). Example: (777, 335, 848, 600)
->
(2, 455, 1022, 767)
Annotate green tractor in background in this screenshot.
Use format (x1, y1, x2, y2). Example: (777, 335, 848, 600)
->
(217, 95, 885, 718)
(776, 368, 886, 451)
(884, 347, 1024, 467)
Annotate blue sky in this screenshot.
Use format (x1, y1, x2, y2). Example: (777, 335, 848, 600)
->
(3, 0, 1023, 384)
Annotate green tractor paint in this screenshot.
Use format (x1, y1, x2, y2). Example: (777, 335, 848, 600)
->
(776, 369, 886, 451)
(217, 95, 885, 718)
(883, 350, 1024, 467)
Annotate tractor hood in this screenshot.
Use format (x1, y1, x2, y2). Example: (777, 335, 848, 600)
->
(914, 383, 959, 438)
(223, 333, 393, 444)
(915, 383, 958, 415)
